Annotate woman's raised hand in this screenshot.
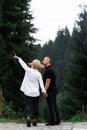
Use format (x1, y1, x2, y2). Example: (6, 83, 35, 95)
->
(13, 54, 19, 59)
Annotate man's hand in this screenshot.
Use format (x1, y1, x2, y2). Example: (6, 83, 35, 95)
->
(43, 93, 47, 97)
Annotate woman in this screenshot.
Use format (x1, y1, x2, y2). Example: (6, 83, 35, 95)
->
(13, 55, 47, 127)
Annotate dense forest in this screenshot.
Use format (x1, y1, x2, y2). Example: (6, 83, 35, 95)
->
(0, 0, 39, 117)
(38, 6, 87, 120)
(0, 0, 87, 121)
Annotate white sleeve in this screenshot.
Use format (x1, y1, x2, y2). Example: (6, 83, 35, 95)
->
(38, 73, 46, 93)
(18, 58, 31, 71)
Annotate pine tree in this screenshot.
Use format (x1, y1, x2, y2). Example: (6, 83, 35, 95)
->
(54, 27, 70, 90)
(58, 6, 87, 119)
(0, 0, 38, 111)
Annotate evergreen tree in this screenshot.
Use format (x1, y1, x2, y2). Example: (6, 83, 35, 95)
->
(59, 6, 87, 119)
(54, 27, 70, 90)
(40, 40, 54, 59)
(0, 0, 38, 112)
(0, 0, 7, 86)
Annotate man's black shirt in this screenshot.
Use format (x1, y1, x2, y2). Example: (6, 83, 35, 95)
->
(43, 65, 57, 94)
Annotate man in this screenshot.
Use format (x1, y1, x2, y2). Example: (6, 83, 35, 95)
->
(42, 56, 61, 126)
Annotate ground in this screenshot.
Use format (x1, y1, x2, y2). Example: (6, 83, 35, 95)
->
(0, 122, 87, 130)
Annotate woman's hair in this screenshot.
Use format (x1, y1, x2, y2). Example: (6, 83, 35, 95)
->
(32, 59, 44, 70)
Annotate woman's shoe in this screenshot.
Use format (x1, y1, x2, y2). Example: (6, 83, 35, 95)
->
(26, 117, 31, 127)
(32, 119, 37, 126)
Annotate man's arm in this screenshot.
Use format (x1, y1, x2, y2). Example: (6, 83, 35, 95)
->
(45, 78, 51, 91)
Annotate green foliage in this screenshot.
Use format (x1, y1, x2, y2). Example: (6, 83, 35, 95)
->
(38, 6, 87, 121)
(38, 27, 70, 90)
(2, 102, 17, 118)
(0, 1, 87, 122)
(2, 101, 25, 120)
(0, 117, 26, 123)
(68, 115, 83, 122)
(68, 114, 87, 122)
(0, 118, 14, 123)
(58, 6, 87, 120)
(0, 0, 39, 114)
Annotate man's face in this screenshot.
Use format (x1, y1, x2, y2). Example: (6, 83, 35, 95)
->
(42, 57, 48, 66)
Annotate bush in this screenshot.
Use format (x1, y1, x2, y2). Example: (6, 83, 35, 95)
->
(2, 102, 17, 118)
(68, 114, 87, 122)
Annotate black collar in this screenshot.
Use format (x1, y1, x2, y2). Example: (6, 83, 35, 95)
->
(46, 65, 51, 69)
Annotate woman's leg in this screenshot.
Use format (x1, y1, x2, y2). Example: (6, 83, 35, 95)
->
(25, 95, 32, 118)
(25, 95, 32, 127)
(32, 96, 39, 126)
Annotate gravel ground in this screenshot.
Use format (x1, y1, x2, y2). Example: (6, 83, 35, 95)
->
(0, 122, 87, 130)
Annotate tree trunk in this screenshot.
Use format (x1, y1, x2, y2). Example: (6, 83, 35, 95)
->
(0, 84, 4, 117)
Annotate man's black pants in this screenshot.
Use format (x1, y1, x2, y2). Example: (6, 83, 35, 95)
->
(46, 92, 60, 123)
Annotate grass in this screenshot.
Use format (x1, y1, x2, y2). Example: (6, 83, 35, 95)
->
(0, 117, 26, 123)
(67, 115, 87, 122)
(1, 114, 87, 124)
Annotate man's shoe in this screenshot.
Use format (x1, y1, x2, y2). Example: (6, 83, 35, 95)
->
(26, 117, 31, 127)
(55, 120, 61, 125)
(45, 122, 55, 126)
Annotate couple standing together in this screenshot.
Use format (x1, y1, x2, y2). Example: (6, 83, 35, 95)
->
(13, 55, 61, 127)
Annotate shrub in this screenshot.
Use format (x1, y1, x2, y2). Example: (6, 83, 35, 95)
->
(2, 102, 17, 118)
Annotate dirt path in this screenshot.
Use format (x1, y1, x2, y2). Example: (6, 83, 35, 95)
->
(0, 122, 87, 130)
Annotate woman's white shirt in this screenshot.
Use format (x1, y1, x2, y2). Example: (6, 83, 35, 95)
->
(18, 58, 46, 97)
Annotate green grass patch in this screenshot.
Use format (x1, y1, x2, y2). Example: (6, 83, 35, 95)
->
(67, 115, 87, 122)
(0, 118, 26, 123)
